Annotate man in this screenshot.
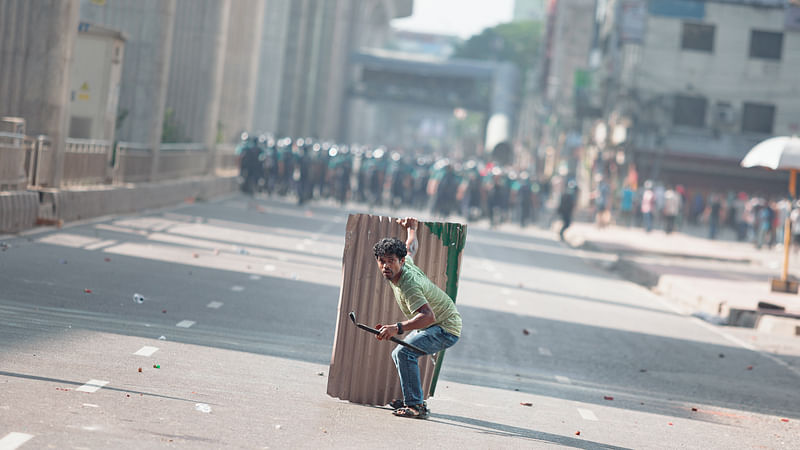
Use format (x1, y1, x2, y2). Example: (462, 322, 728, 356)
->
(557, 180, 577, 240)
(373, 217, 462, 419)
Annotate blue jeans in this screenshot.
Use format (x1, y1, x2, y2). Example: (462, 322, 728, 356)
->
(391, 325, 459, 406)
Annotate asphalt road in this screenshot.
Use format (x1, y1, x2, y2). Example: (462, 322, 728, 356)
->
(1, 194, 798, 449)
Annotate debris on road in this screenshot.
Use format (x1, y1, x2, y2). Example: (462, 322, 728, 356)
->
(59, 259, 67, 264)
(574, 431, 580, 436)
(317, 372, 324, 376)
(158, 336, 166, 340)
(603, 396, 614, 401)
(138, 367, 142, 373)
(719, 354, 725, 358)
(520, 402, 533, 407)
(668, 422, 674, 426)
(747, 365, 754, 370)
(84, 288, 92, 294)
(56, 387, 70, 391)
(162, 310, 167, 314)
(104, 257, 111, 262)
(639, 369, 647, 373)
(195, 403, 212, 413)
(192, 253, 199, 258)
(275, 424, 282, 430)
(691, 407, 698, 412)
(133, 293, 145, 304)
(781, 418, 789, 423)
(522, 329, 530, 335)
(153, 364, 160, 369)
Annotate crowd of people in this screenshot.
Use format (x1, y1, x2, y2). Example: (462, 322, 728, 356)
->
(590, 178, 796, 249)
(235, 133, 554, 228)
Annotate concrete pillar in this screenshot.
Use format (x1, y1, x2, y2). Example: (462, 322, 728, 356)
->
(485, 62, 520, 161)
(219, 0, 266, 143)
(253, 0, 291, 135)
(0, 0, 80, 187)
(167, 0, 231, 171)
(79, 0, 177, 181)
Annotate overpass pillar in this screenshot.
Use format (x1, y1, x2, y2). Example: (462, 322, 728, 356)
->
(485, 62, 519, 165)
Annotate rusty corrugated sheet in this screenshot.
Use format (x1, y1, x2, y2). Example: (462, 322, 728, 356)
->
(327, 213, 464, 405)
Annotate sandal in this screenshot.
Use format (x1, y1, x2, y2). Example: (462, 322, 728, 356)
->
(388, 399, 404, 410)
(392, 403, 429, 419)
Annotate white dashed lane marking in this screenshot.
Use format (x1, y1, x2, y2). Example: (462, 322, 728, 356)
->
(578, 408, 598, 421)
(133, 346, 159, 357)
(0, 432, 34, 450)
(207, 301, 224, 309)
(230, 285, 245, 292)
(538, 347, 552, 356)
(76, 379, 109, 393)
(176, 320, 195, 328)
(555, 375, 571, 384)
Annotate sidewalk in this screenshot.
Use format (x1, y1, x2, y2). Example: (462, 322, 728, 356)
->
(563, 221, 800, 337)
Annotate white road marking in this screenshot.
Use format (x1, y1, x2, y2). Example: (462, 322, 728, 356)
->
(0, 432, 33, 450)
(555, 375, 571, 384)
(133, 346, 159, 357)
(249, 275, 261, 280)
(176, 320, 195, 328)
(76, 379, 109, 393)
(230, 285, 245, 292)
(538, 347, 552, 356)
(578, 408, 598, 421)
(207, 301, 224, 309)
(82, 404, 99, 408)
(83, 240, 117, 251)
(195, 403, 212, 413)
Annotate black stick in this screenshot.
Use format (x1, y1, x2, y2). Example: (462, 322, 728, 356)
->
(348, 311, 426, 354)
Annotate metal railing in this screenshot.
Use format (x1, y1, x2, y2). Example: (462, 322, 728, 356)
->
(0, 131, 27, 190)
(62, 138, 114, 186)
(114, 141, 153, 183)
(158, 143, 209, 180)
(24, 135, 52, 188)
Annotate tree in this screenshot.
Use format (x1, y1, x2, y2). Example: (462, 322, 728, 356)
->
(452, 21, 543, 82)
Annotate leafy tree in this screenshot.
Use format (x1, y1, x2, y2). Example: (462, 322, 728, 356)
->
(452, 20, 543, 82)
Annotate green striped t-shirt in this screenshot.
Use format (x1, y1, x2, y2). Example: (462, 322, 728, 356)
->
(389, 256, 462, 337)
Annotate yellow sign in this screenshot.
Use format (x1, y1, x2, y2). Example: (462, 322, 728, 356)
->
(80, 82, 89, 91)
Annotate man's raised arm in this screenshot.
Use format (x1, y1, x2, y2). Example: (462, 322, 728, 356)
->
(397, 217, 419, 258)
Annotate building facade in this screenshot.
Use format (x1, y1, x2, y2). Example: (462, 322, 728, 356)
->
(591, 0, 800, 194)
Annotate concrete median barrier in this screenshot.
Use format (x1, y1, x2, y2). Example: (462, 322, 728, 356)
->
(0, 191, 38, 233)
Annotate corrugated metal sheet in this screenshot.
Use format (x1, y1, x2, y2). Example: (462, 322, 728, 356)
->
(327, 213, 465, 405)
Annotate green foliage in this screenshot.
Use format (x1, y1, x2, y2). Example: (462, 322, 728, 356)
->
(161, 107, 183, 143)
(452, 20, 543, 78)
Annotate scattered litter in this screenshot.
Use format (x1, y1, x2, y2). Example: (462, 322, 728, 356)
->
(292, 273, 298, 280)
(84, 288, 92, 294)
(0, 242, 8, 251)
(133, 293, 145, 304)
(781, 419, 789, 423)
(603, 396, 614, 401)
(746, 365, 753, 370)
(249, 275, 261, 281)
(158, 336, 166, 340)
(214, 249, 220, 255)
(238, 248, 249, 255)
(691, 407, 698, 412)
(59, 259, 67, 264)
(192, 253, 199, 258)
(137, 367, 142, 373)
(162, 310, 167, 314)
(520, 402, 533, 407)
(184, 197, 196, 204)
(668, 422, 673, 426)
(195, 403, 212, 413)
(126, 394, 130, 397)
(104, 257, 111, 262)
(275, 424, 282, 430)
(719, 354, 725, 358)
(56, 387, 70, 391)
(574, 431, 580, 436)
(82, 403, 99, 408)
(522, 329, 530, 336)
(153, 364, 160, 369)
(317, 372, 324, 376)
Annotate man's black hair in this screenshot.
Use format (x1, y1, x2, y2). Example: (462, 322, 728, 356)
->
(373, 237, 407, 259)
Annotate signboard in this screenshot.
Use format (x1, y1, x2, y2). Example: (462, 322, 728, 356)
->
(620, 0, 647, 43)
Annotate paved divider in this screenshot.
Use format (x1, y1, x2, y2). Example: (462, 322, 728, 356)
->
(1, 175, 237, 233)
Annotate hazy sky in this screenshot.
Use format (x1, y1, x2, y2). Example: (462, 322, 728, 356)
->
(392, 0, 516, 39)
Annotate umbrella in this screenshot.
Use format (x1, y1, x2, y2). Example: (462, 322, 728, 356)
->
(741, 136, 800, 170)
(740, 135, 800, 292)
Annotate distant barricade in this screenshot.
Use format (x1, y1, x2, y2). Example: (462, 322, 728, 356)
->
(158, 143, 209, 180)
(115, 141, 153, 183)
(63, 138, 113, 186)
